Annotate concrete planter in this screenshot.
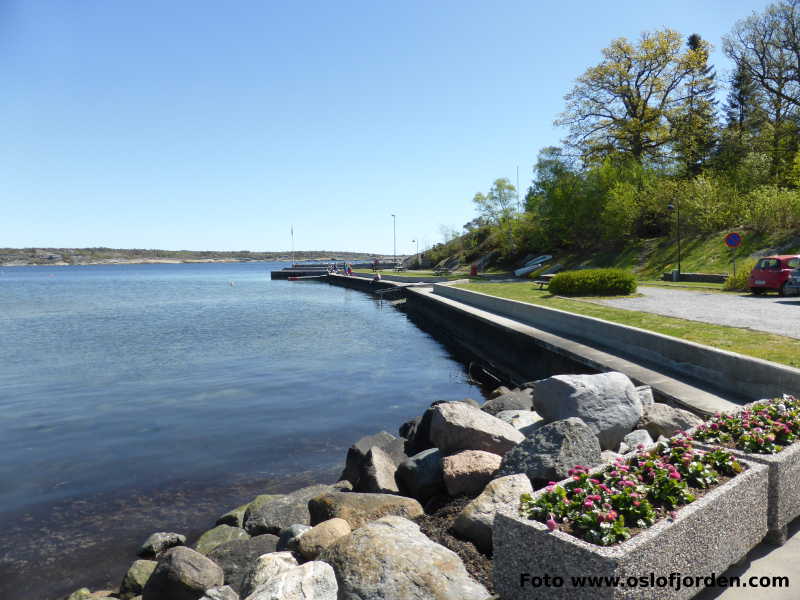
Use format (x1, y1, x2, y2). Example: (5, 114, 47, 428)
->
(690, 432, 800, 545)
(493, 458, 768, 600)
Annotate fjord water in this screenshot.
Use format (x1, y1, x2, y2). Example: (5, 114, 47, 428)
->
(0, 262, 482, 599)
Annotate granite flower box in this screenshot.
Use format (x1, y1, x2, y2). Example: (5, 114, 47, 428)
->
(493, 457, 768, 600)
(688, 400, 800, 545)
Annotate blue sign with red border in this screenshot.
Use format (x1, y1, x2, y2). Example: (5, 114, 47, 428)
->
(725, 232, 742, 248)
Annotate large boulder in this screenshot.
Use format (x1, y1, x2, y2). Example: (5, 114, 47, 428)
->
(339, 431, 407, 488)
(532, 372, 642, 450)
(194, 525, 250, 555)
(138, 532, 186, 559)
(404, 400, 480, 456)
(120, 560, 157, 600)
(394, 448, 445, 503)
(453, 474, 533, 553)
(495, 410, 543, 430)
(296, 518, 351, 560)
(319, 516, 489, 600)
(243, 561, 337, 600)
(206, 535, 279, 594)
(480, 388, 534, 416)
(637, 402, 703, 439)
(142, 546, 224, 600)
(243, 485, 331, 535)
(429, 402, 524, 456)
(442, 450, 502, 497)
(240, 552, 298, 598)
(356, 446, 399, 494)
(216, 504, 249, 528)
(308, 492, 423, 529)
(497, 417, 602, 484)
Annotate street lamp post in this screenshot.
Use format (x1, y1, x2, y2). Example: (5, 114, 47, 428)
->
(667, 199, 681, 280)
(391, 214, 396, 268)
(412, 238, 419, 268)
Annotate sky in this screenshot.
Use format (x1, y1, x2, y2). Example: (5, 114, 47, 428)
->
(0, 0, 773, 254)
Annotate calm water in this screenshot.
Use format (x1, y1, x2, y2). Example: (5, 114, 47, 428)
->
(0, 262, 483, 599)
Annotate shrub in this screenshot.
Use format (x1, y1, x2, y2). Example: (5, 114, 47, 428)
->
(548, 268, 637, 296)
(722, 259, 756, 291)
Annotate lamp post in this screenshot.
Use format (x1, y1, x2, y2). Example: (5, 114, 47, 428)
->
(667, 199, 681, 279)
(412, 238, 419, 268)
(391, 214, 396, 268)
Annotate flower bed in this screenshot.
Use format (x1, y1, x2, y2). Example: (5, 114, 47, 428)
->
(691, 395, 800, 544)
(493, 439, 769, 600)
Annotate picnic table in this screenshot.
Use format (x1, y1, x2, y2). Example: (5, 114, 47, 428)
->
(533, 273, 555, 289)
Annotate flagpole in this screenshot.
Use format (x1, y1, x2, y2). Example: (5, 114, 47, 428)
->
(291, 225, 295, 267)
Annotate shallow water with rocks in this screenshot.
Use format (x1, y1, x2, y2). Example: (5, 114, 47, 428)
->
(0, 262, 483, 600)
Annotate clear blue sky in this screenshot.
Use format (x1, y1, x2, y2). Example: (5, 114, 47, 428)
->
(1, 0, 769, 254)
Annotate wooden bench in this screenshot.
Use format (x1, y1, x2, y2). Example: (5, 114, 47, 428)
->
(533, 274, 555, 289)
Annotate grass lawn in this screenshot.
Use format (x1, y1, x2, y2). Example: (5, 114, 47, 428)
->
(638, 280, 726, 292)
(455, 282, 800, 369)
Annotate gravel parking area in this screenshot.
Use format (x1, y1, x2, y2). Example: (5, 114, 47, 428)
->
(594, 286, 800, 339)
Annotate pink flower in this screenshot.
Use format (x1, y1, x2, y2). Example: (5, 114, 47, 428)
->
(546, 515, 558, 531)
(589, 478, 600, 485)
(633, 500, 641, 507)
(583, 500, 594, 508)
(621, 480, 635, 488)
(669, 471, 681, 480)
(573, 488, 584, 494)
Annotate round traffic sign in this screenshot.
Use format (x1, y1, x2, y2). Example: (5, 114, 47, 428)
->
(725, 232, 742, 248)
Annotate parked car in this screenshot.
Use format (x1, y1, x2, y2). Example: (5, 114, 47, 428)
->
(748, 255, 800, 295)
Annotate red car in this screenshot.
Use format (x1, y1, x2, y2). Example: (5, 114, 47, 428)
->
(748, 255, 800, 295)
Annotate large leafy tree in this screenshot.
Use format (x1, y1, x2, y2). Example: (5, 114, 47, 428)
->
(671, 34, 718, 176)
(556, 29, 708, 164)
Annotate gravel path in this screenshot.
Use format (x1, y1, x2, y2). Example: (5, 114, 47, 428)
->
(594, 286, 800, 339)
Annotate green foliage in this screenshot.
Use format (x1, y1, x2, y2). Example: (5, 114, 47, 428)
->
(723, 259, 757, 291)
(548, 268, 637, 296)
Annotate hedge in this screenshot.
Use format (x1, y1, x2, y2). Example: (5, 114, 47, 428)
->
(547, 268, 637, 296)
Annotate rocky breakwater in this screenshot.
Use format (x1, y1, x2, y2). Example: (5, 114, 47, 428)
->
(62, 372, 703, 600)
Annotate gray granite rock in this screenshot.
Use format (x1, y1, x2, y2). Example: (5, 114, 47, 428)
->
(497, 417, 601, 483)
(198, 587, 238, 600)
(308, 491, 423, 529)
(240, 552, 298, 598)
(120, 560, 157, 600)
(533, 372, 642, 450)
(243, 561, 337, 600)
(243, 485, 331, 535)
(623, 429, 654, 450)
(429, 402, 524, 456)
(495, 410, 543, 430)
(480, 388, 534, 416)
(638, 402, 703, 439)
(296, 518, 351, 560)
(138, 532, 186, 559)
(276, 524, 311, 552)
(405, 400, 479, 456)
(194, 525, 250, 555)
(142, 546, 223, 600)
(489, 385, 512, 399)
(339, 431, 407, 487)
(216, 504, 249, 528)
(355, 446, 399, 494)
(453, 474, 533, 553)
(442, 450, 502, 497)
(398, 415, 421, 440)
(394, 448, 445, 503)
(600, 450, 623, 463)
(636, 384, 655, 406)
(319, 516, 488, 600)
(206, 534, 279, 594)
